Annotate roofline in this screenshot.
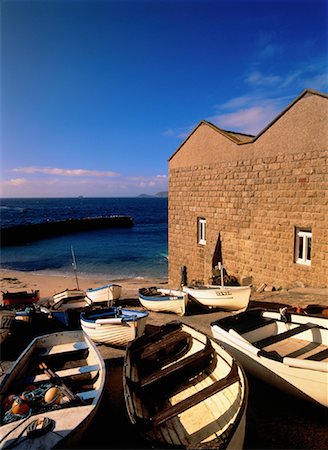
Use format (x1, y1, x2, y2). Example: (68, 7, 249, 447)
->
(252, 88, 328, 142)
(168, 88, 328, 162)
(168, 120, 255, 162)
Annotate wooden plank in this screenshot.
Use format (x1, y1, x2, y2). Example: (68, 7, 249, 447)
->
(134, 323, 182, 353)
(138, 339, 214, 390)
(32, 364, 99, 382)
(149, 363, 239, 428)
(253, 323, 318, 349)
(306, 347, 328, 361)
(40, 341, 88, 356)
(139, 330, 190, 360)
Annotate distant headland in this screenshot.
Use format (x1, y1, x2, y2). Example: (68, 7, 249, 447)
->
(137, 191, 168, 198)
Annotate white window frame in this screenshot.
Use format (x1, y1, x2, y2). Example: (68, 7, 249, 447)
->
(295, 228, 312, 266)
(198, 218, 206, 245)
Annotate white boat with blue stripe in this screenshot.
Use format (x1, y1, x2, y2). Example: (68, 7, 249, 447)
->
(80, 307, 148, 347)
(138, 287, 188, 316)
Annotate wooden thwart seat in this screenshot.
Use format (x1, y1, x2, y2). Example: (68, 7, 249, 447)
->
(253, 323, 318, 349)
(40, 341, 89, 356)
(138, 330, 191, 361)
(146, 362, 240, 429)
(131, 339, 214, 393)
(31, 364, 100, 383)
(306, 348, 328, 361)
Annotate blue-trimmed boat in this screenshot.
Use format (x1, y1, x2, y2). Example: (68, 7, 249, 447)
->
(138, 287, 188, 316)
(80, 307, 148, 347)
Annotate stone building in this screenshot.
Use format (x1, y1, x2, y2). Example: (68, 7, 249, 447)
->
(168, 89, 328, 289)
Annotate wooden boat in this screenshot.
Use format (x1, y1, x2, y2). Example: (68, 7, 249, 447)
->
(182, 284, 251, 311)
(138, 287, 188, 316)
(0, 330, 106, 449)
(52, 288, 86, 305)
(1, 290, 40, 307)
(86, 283, 122, 305)
(123, 321, 248, 448)
(211, 308, 328, 407)
(80, 307, 149, 347)
(0, 309, 16, 344)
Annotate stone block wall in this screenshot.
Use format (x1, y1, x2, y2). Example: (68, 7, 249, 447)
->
(168, 91, 328, 289)
(169, 149, 328, 289)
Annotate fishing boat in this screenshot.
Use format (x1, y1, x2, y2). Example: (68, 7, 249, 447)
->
(80, 307, 149, 347)
(52, 288, 86, 305)
(86, 283, 122, 305)
(1, 290, 40, 307)
(0, 309, 16, 344)
(211, 308, 328, 407)
(182, 284, 251, 311)
(123, 321, 248, 449)
(0, 330, 106, 449)
(138, 287, 188, 316)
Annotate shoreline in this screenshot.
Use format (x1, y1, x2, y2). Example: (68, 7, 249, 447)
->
(0, 268, 168, 300)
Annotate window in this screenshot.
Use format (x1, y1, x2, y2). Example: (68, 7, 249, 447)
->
(295, 228, 312, 266)
(198, 218, 206, 245)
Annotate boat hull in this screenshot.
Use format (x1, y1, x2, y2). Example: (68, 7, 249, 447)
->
(138, 288, 188, 316)
(86, 284, 122, 305)
(211, 309, 328, 407)
(80, 307, 148, 347)
(53, 289, 86, 304)
(183, 285, 251, 311)
(1, 290, 40, 307)
(0, 310, 16, 344)
(123, 321, 248, 448)
(0, 330, 106, 449)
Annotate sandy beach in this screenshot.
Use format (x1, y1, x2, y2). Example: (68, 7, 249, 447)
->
(0, 268, 168, 301)
(1, 268, 328, 449)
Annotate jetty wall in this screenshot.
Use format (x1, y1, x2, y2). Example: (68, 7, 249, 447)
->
(1, 216, 133, 246)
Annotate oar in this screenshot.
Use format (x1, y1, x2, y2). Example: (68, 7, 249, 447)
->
(39, 361, 77, 402)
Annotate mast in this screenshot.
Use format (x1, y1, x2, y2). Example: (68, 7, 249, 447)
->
(71, 246, 80, 289)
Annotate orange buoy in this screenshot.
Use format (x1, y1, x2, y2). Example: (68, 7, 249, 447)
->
(11, 397, 30, 416)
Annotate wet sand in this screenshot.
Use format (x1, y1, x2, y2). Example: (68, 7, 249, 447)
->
(1, 269, 328, 449)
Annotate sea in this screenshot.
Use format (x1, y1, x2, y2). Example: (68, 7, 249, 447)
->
(0, 197, 168, 280)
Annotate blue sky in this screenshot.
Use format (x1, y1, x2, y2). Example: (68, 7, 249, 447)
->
(1, 0, 327, 197)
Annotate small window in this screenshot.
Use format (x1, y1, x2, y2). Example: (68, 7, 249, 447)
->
(198, 218, 206, 245)
(295, 228, 312, 266)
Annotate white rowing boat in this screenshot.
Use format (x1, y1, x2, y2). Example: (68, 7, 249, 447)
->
(80, 307, 148, 347)
(86, 283, 122, 306)
(0, 330, 106, 449)
(211, 308, 328, 407)
(138, 287, 188, 316)
(52, 288, 86, 305)
(183, 284, 251, 311)
(123, 321, 248, 448)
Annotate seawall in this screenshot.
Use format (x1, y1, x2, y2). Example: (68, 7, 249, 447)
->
(1, 216, 133, 246)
